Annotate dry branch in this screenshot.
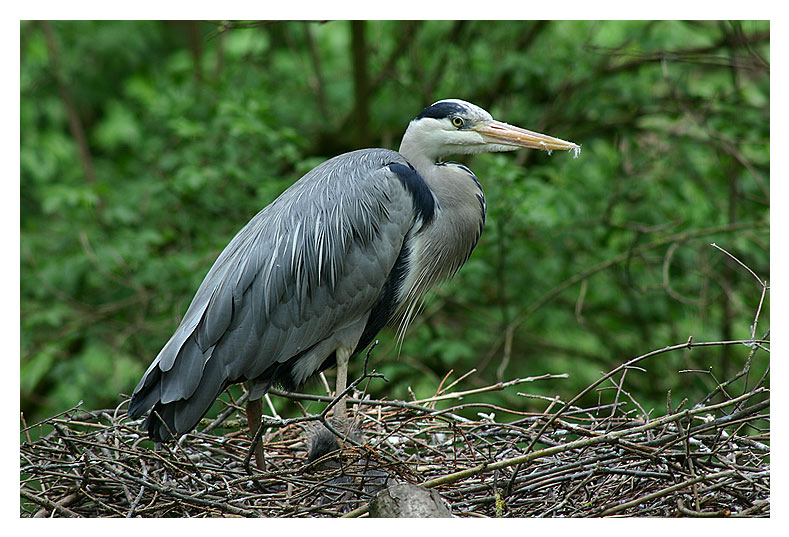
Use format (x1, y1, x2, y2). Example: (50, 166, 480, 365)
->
(21, 336, 768, 518)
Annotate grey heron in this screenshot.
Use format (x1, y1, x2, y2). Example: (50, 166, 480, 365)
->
(128, 99, 579, 445)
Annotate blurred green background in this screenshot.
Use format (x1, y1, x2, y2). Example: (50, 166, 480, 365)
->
(20, 20, 769, 432)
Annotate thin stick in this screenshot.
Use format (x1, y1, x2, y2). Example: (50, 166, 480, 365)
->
(411, 373, 568, 404)
(709, 243, 765, 288)
(596, 470, 736, 516)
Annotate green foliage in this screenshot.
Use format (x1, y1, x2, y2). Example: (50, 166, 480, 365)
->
(21, 21, 769, 430)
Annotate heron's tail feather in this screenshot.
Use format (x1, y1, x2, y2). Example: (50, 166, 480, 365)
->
(128, 345, 231, 443)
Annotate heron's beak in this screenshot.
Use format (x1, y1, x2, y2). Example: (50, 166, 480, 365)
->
(475, 120, 580, 157)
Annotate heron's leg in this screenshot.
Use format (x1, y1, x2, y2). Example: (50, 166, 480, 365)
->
(244, 385, 266, 471)
(333, 346, 352, 432)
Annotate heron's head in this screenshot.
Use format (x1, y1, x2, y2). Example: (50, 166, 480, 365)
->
(400, 99, 580, 163)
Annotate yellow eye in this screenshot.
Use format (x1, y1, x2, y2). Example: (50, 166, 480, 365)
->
(451, 116, 464, 128)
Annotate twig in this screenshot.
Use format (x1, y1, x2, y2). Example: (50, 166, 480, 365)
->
(21, 489, 80, 518)
(709, 242, 765, 288)
(596, 470, 736, 516)
(410, 373, 568, 404)
(20, 400, 84, 434)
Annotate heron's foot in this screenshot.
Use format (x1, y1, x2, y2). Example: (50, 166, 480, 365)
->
(331, 412, 359, 449)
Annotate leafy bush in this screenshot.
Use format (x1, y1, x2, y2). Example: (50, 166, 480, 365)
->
(21, 20, 769, 431)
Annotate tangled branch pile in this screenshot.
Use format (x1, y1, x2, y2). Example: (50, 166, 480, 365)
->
(20, 337, 769, 518)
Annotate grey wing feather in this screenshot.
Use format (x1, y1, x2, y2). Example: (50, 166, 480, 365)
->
(128, 149, 417, 440)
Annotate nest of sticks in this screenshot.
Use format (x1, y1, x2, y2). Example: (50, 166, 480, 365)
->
(20, 335, 769, 518)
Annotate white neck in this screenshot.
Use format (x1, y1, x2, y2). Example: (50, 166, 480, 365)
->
(398, 119, 441, 173)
